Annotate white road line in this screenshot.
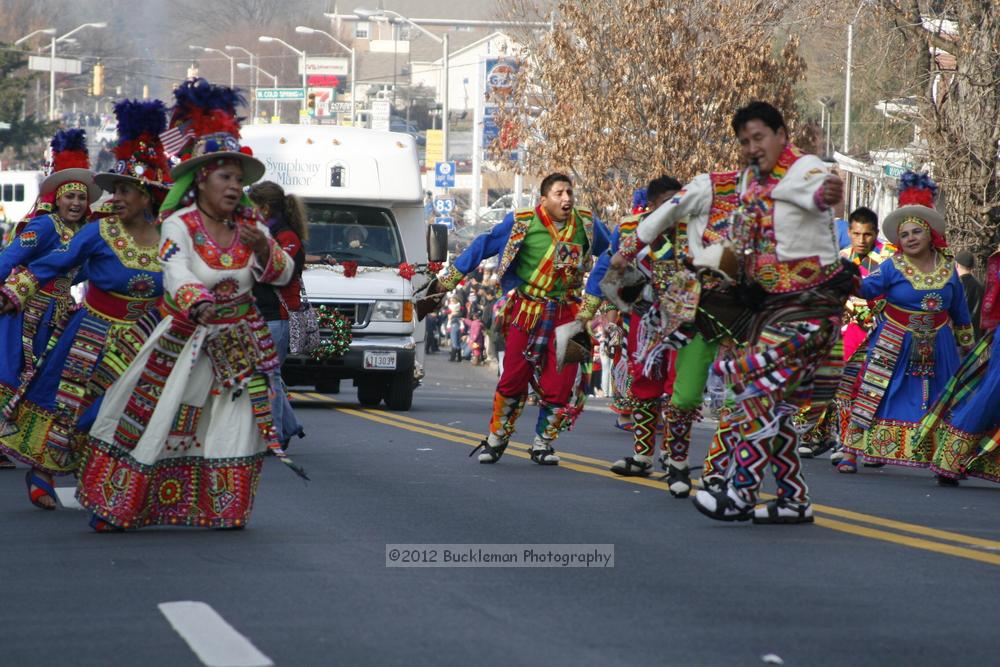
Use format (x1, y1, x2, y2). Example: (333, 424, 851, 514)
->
(158, 601, 274, 667)
(54, 487, 82, 510)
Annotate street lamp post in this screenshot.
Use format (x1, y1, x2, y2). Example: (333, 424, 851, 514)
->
(189, 45, 235, 88)
(843, 0, 868, 154)
(295, 25, 357, 125)
(259, 36, 308, 116)
(226, 45, 257, 120)
(46, 22, 107, 121)
(15, 29, 56, 121)
(820, 96, 836, 157)
(14, 28, 56, 45)
(351, 8, 449, 163)
(238, 62, 279, 119)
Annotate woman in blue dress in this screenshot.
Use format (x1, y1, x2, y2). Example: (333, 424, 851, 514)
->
(914, 248, 1000, 486)
(840, 173, 974, 473)
(0, 101, 168, 509)
(0, 129, 99, 482)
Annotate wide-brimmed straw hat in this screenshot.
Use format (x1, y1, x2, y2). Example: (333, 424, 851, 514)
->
(39, 128, 101, 203)
(882, 171, 945, 245)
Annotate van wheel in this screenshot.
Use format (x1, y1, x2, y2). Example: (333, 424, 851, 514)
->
(385, 373, 414, 411)
(315, 379, 340, 394)
(357, 379, 383, 407)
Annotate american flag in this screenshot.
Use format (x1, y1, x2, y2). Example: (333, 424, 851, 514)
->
(159, 122, 194, 157)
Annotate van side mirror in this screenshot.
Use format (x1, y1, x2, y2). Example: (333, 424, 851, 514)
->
(427, 223, 448, 263)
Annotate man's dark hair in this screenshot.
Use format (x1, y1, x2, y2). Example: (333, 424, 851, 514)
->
(646, 175, 683, 203)
(848, 206, 878, 229)
(956, 250, 975, 270)
(731, 101, 786, 136)
(540, 172, 572, 197)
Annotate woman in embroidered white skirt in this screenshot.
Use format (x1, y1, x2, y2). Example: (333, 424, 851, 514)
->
(76, 79, 293, 530)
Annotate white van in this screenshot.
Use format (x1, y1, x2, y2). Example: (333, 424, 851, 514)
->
(241, 124, 442, 411)
(0, 171, 42, 245)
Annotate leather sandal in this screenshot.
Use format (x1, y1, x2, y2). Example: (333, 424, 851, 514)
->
(610, 456, 652, 477)
(470, 439, 507, 464)
(530, 446, 560, 466)
(25, 469, 57, 510)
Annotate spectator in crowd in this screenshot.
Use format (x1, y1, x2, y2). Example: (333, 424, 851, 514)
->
(447, 295, 465, 362)
(956, 250, 984, 339)
(424, 311, 440, 353)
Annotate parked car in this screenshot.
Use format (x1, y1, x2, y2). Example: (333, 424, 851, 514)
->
(448, 222, 494, 254)
(390, 118, 426, 146)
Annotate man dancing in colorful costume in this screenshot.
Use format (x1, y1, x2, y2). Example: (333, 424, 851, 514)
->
(622, 102, 850, 523)
(591, 175, 720, 497)
(430, 173, 610, 465)
(609, 173, 746, 496)
(586, 178, 678, 473)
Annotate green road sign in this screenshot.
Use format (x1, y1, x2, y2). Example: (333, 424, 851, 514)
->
(256, 88, 305, 101)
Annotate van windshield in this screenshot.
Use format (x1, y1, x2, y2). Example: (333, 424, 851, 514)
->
(304, 203, 404, 267)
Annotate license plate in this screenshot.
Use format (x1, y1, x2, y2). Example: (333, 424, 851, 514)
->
(363, 350, 397, 370)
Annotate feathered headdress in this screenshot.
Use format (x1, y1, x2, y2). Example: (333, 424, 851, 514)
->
(631, 187, 648, 215)
(159, 78, 264, 216)
(164, 78, 262, 182)
(50, 128, 90, 172)
(95, 99, 171, 198)
(38, 128, 99, 202)
(897, 171, 938, 208)
(882, 170, 947, 248)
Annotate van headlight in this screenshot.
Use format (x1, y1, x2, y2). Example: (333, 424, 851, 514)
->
(373, 300, 412, 322)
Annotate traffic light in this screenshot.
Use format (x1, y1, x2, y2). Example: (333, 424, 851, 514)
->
(307, 92, 316, 114)
(92, 62, 104, 97)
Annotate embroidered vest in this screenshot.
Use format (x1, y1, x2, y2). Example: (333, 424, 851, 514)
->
(497, 206, 596, 286)
(734, 146, 842, 294)
(702, 171, 741, 246)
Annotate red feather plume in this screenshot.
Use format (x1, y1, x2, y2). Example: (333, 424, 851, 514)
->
(898, 188, 934, 208)
(52, 150, 90, 172)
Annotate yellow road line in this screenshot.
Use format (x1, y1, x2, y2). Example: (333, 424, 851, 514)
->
(329, 401, 667, 489)
(298, 392, 617, 469)
(810, 504, 1000, 552)
(815, 517, 1000, 567)
(291, 392, 1000, 559)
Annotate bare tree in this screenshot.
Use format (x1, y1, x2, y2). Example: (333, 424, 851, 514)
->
(490, 0, 807, 216)
(881, 0, 1000, 263)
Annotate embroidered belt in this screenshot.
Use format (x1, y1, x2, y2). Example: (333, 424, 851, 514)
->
(84, 286, 158, 323)
(751, 255, 843, 294)
(162, 291, 255, 324)
(852, 304, 950, 430)
(882, 303, 949, 333)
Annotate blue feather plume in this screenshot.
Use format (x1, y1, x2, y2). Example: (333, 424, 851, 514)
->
(50, 128, 88, 154)
(114, 99, 167, 141)
(631, 187, 648, 211)
(172, 77, 246, 114)
(898, 170, 938, 198)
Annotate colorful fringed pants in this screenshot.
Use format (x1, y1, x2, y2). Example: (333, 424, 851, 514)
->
(487, 297, 583, 448)
(665, 335, 718, 466)
(729, 415, 809, 503)
(626, 312, 673, 458)
(703, 405, 737, 481)
(714, 306, 844, 504)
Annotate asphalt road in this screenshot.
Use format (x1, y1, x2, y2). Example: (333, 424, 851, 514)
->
(2, 352, 999, 666)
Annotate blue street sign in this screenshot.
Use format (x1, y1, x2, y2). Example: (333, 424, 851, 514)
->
(436, 216, 454, 230)
(435, 161, 456, 188)
(433, 197, 455, 214)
